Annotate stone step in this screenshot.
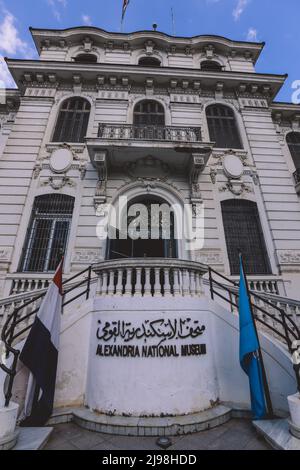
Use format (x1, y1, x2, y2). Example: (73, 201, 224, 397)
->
(13, 427, 53, 450)
(253, 419, 300, 451)
(48, 404, 232, 437)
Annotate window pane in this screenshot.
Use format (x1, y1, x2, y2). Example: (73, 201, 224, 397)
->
(25, 219, 52, 272)
(287, 132, 300, 168)
(206, 104, 243, 149)
(52, 98, 91, 143)
(20, 195, 74, 273)
(221, 200, 271, 275)
(47, 221, 70, 271)
(133, 100, 165, 126)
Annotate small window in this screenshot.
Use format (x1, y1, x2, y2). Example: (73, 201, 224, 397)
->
(74, 54, 98, 63)
(221, 199, 271, 275)
(201, 60, 222, 72)
(206, 104, 243, 149)
(286, 132, 300, 169)
(20, 194, 75, 273)
(52, 97, 91, 143)
(138, 56, 161, 67)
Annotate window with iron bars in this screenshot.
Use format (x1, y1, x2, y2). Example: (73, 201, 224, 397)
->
(221, 199, 271, 276)
(52, 97, 91, 143)
(19, 194, 75, 273)
(206, 104, 243, 149)
(287, 132, 300, 168)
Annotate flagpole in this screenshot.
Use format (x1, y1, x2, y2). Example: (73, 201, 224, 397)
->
(171, 8, 175, 36)
(239, 253, 274, 418)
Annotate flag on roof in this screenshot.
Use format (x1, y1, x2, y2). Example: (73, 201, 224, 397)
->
(122, 0, 130, 21)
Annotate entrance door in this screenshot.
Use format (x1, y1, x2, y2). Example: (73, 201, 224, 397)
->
(107, 197, 177, 260)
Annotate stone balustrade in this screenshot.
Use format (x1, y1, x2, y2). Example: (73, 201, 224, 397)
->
(93, 258, 208, 297)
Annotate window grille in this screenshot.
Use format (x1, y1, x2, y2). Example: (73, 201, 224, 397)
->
(221, 199, 271, 275)
(20, 194, 75, 273)
(52, 97, 91, 143)
(287, 132, 300, 168)
(206, 104, 243, 149)
(74, 54, 97, 63)
(138, 57, 161, 67)
(201, 61, 222, 72)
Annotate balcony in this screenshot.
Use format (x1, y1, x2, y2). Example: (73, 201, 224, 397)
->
(294, 168, 300, 194)
(93, 258, 207, 297)
(98, 124, 202, 143)
(86, 124, 213, 170)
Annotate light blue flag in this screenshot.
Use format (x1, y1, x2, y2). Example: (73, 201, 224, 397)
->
(239, 257, 267, 420)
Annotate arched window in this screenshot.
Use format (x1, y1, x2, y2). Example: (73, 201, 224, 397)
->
(20, 194, 75, 273)
(221, 200, 271, 275)
(74, 53, 98, 63)
(52, 97, 91, 143)
(201, 60, 222, 72)
(286, 132, 300, 168)
(133, 100, 165, 126)
(133, 100, 165, 139)
(206, 104, 243, 149)
(138, 56, 161, 67)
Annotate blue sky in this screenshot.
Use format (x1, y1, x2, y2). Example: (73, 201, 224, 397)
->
(0, 0, 299, 102)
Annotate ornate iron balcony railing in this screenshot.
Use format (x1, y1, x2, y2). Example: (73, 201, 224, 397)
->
(98, 124, 202, 142)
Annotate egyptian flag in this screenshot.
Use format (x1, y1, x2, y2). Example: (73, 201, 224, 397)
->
(122, 0, 130, 20)
(19, 259, 63, 427)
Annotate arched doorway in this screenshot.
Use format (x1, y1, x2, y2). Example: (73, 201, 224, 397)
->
(107, 196, 177, 260)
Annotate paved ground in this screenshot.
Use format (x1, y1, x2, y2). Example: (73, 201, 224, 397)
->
(44, 419, 271, 450)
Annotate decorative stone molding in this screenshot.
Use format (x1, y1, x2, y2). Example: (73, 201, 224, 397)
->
(72, 249, 102, 265)
(41, 175, 76, 190)
(195, 250, 223, 266)
(277, 251, 300, 265)
(219, 180, 253, 196)
(37, 143, 87, 180)
(126, 155, 170, 181)
(94, 151, 108, 208)
(212, 149, 249, 166)
(189, 154, 207, 200)
(210, 149, 257, 190)
(210, 168, 218, 184)
(144, 40, 155, 55)
(0, 248, 12, 262)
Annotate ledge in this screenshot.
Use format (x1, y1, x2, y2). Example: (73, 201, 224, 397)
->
(48, 405, 232, 436)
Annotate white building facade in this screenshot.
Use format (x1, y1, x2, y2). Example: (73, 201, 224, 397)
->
(0, 27, 300, 427)
(0, 27, 300, 302)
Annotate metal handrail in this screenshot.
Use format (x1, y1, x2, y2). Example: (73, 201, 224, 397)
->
(0, 266, 94, 407)
(98, 123, 202, 142)
(208, 267, 300, 392)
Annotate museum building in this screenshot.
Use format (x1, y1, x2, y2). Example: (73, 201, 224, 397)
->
(0, 25, 300, 443)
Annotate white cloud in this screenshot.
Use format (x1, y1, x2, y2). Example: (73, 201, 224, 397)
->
(0, 8, 35, 88)
(233, 0, 250, 21)
(247, 27, 258, 41)
(0, 10, 29, 55)
(82, 14, 92, 26)
(47, 0, 67, 21)
(0, 55, 15, 88)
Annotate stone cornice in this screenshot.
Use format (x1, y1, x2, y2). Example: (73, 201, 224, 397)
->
(6, 59, 287, 99)
(271, 102, 300, 123)
(30, 27, 264, 62)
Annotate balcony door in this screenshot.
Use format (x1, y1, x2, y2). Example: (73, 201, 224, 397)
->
(133, 100, 165, 140)
(107, 197, 177, 260)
